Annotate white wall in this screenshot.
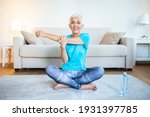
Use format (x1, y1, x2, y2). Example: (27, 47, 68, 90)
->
(0, 0, 150, 62)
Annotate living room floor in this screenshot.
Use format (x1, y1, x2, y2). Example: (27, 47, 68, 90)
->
(0, 63, 150, 85)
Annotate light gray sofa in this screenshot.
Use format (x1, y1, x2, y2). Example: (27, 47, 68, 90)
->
(13, 28, 135, 70)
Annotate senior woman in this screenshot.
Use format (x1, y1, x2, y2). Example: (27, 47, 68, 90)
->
(36, 14, 104, 91)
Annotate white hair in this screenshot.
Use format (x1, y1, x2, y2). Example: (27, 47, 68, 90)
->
(69, 14, 83, 24)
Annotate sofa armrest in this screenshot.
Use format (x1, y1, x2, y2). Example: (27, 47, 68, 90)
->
(13, 37, 26, 69)
(119, 37, 136, 69)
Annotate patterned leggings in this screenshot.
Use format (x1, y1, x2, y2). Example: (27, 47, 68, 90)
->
(45, 65, 104, 89)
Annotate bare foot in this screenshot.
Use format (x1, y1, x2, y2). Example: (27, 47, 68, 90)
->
(54, 83, 70, 90)
(80, 84, 97, 91)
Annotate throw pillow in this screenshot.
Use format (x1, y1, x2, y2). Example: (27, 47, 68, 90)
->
(21, 31, 44, 45)
(100, 32, 125, 44)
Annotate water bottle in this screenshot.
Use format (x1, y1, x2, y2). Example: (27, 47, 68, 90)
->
(120, 72, 128, 96)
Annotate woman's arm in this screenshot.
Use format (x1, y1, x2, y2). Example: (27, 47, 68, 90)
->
(59, 36, 68, 63)
(66, 33, 89, 46)
(36, 31, 85, 44)
(67, 37, 84, 45)
(60, 46, 68, 63)
(36, 30, 61, 42)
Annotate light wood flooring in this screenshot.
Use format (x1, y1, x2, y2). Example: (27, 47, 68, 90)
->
(0, 63, 150, 85)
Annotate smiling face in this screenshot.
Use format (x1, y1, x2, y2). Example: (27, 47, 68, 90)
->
(69, 16, 84, 37)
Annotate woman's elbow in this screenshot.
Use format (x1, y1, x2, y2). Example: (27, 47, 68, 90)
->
(61, 57, 68, 63)
(63, 59, 68, 63)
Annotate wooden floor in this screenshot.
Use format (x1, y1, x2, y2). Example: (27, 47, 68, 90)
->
(0, 63, 150, 85)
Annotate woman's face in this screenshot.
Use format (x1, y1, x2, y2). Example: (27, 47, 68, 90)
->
(69, 17, 83, 36)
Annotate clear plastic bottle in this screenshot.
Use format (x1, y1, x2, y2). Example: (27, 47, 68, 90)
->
(120, 72, 128, 96)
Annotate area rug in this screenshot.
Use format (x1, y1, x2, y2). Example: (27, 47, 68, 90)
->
(0, 74, 150, 100)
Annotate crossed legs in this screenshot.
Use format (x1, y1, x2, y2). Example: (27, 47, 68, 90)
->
(45, 65, 104, 91)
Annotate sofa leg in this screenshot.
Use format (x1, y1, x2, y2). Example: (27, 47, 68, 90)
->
(14, 69, 20, 72)
(126, 68, 133, 71)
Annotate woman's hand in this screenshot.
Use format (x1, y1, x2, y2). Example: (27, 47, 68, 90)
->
(58, 36, 68, 48)
(36, 30, 46, 37)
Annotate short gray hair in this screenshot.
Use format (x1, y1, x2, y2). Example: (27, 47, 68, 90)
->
(69, 14, 83, 24)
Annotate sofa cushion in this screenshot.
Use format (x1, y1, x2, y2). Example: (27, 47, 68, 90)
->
(20, 45, 61, 57)
(20, 44, 127, 58)
(87, 45, 127, 57)
(100, 32, 125, 44)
